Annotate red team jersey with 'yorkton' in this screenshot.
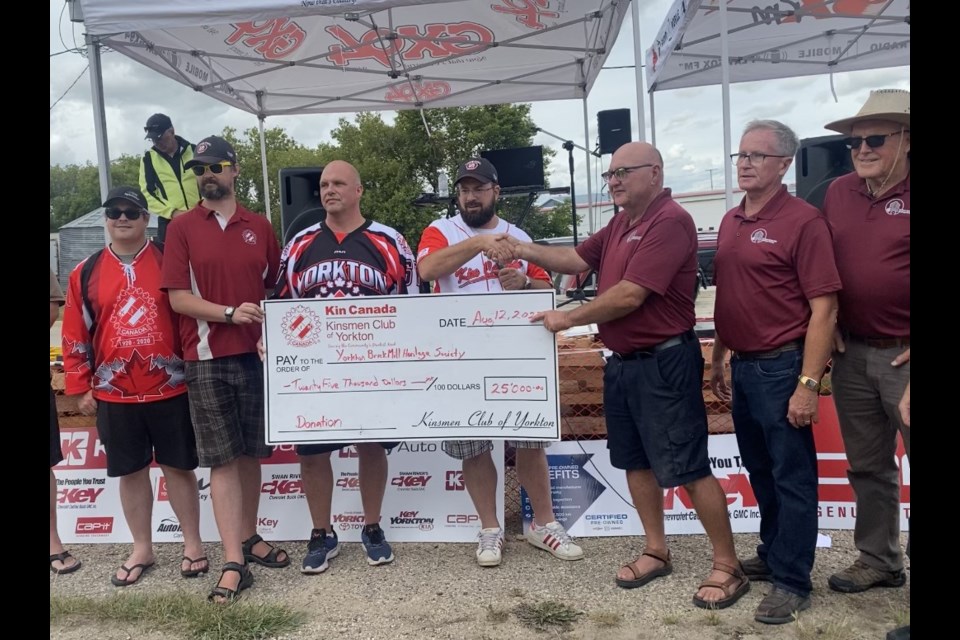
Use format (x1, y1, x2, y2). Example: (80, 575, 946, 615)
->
(273, 219, 419, 299)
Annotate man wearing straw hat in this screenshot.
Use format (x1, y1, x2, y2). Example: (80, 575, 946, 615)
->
(821, 89, 910, 598)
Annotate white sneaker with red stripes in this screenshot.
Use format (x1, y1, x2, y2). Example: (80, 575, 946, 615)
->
(476, 527, 505, 567)
(525, 520, 584, 561)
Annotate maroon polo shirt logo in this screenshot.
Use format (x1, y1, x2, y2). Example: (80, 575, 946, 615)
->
(749, 229, 778, 245)
(242, 229, 258, 245)
(885, 199, 909, 216)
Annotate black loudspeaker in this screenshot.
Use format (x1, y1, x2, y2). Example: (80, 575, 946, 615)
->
(597, 108, 632, 155)
(279, 166, 326, 243)
(795, 135, 853, 211)
(480, 146, 545, 190)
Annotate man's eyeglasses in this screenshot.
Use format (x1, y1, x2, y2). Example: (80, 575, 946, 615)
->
(456, 185, 495, 197)
(842, 130, 909, 150)
(600, 164, 656, 182)
(105, 207, 145, 220)
(730, 152, 789, 166)
(191, 161, 233, 176)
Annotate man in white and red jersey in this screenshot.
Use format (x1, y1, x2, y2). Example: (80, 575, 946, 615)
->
(62, 185, 205, 587)
(417, 157, 583, 567)
(162, 137, 284, 603)
(271, 160, 419, 574)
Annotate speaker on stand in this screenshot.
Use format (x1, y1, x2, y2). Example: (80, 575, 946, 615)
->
(795, 135, 853, 211)
(279, 166, 326, 244)
(597, 108, 632, 156)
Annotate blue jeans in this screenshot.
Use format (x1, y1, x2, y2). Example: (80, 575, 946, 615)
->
(731, 349, 817, 597)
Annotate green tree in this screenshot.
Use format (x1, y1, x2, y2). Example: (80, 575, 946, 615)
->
(50, 163, 101, 231)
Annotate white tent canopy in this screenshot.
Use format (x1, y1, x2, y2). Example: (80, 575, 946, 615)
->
(79, 0, 630, 116)
(77, 0, 634, 228)
(645, 0, 910, 92)
(643, 0, 909, 208)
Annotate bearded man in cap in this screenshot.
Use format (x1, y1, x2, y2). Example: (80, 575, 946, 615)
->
(416, 157, 584, 568)
(821, 89, 911, 599)
(139, 114, 200, 243)
(161, 136, 283, 603)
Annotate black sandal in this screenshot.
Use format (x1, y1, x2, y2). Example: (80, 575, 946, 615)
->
(207, 562, 254, 603)
(242, 534, 290, 568)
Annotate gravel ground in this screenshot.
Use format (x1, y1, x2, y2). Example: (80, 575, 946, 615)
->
(50, 529, 909, 640)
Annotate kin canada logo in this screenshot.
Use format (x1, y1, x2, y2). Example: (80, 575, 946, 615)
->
(750, 229, 778, 245)
(282, 305, 322, 347)
(242, 229, 258, 245)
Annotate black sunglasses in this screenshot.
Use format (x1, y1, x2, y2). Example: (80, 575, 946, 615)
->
(842, 130, 909, 150)
(191, 161, 232, 176)
(105, 207, 145, 220)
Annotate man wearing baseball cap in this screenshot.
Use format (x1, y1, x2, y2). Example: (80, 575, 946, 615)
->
(139, 113, 200, 243)
(417, 157, 583, 568)
(820, 90, 910, 610)
(162, 135, 283, 603)
(62, 184, 205, 587)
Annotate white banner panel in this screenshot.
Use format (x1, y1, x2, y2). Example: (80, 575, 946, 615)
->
(521, 402, 910, 537)
(56, 427, 502, 544)
(262, 291, 560, 444)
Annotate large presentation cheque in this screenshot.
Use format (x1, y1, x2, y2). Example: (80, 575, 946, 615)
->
(263, 291, 560, 445)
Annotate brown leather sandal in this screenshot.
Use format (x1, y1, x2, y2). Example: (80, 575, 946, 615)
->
(692, 561, 751, 609)
(615, 549, 672, 589)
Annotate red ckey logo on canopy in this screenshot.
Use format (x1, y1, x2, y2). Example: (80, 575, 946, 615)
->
(385, 81, 452, 103)
(226, 20, 306, 60)
(491, 1, 560, 30)
(326, 22, 494, 68)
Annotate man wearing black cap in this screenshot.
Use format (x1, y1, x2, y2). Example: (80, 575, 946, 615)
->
(161, 136, 283, 603)
(417, 157, 583, 568)
(139, 114, 200, 243)
(62, 185, 205, 588)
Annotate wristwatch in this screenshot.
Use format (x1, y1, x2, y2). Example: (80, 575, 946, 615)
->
(523, 275, 532, 290)
(797, 375, 821, 392)
(224, 306, 236, 324)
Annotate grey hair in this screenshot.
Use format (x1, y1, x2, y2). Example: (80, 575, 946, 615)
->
(743, 119, 800, 157)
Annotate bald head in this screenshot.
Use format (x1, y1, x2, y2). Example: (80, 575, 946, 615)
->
(606, 142, 665, 214)
(320, 160, 364, 220)
(322, 160, 361, 186)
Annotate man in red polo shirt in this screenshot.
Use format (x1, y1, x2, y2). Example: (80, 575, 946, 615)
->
(490, 141, 748, 611)
(709, 120, 841, 624)
(162, 135, 283, 604)
(821, 90, 911, 597)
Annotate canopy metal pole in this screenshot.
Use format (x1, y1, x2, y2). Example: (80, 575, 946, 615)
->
(719, 0, 734, 211)
(649, 91, 657, 148)
(631, 0, 646, 142)
(86, 34, 111, 205)
(257, 109, 272, 223)
(582, 98, 594, 234)
(86, 33, 111, 245)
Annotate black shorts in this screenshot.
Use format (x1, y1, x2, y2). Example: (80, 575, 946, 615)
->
(297, 442, 399, 456)
(603, 337, 711, 488)
(96, 393, 198, 477)
(50, 383, 63, 468)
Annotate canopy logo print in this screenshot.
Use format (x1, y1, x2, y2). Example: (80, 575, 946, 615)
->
(226, 19, 307, 60)
(326, 22, 494, 67)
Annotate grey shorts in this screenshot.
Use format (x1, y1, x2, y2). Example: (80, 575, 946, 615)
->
(442, 439, 550, 460)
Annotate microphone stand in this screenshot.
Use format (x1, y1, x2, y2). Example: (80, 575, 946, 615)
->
(533, 127, 600, 247)
(533, 128, 602, 308)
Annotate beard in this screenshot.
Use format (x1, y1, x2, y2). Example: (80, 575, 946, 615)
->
(201, 179, 231, 201)
(460, 201, 496, 228)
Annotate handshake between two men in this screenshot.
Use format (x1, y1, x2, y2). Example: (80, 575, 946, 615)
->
(477, 233, 595, 334)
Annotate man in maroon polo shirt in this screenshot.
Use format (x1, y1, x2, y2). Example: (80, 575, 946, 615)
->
(161, 135, 284, 604)
(489, 141, 748, 611)
(821, 90, 911, 597)
(709, 120, 841, 624)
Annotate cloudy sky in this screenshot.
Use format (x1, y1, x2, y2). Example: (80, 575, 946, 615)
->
(50, 0, 909, 200)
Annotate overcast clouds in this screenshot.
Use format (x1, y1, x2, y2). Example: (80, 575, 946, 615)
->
(50, 0, 909, 200)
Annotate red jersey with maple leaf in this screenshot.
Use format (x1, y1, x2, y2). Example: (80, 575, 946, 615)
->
(62, 243, 186, 403)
